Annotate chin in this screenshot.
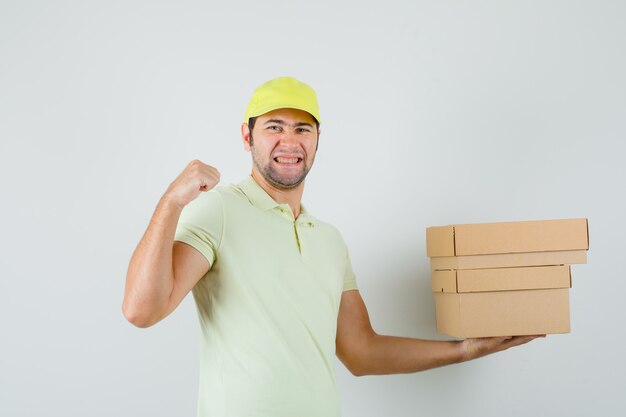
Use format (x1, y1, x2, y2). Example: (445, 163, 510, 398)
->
(269, 174, 307, 189)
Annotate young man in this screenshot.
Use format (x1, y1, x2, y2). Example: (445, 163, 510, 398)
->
(123, 77, 541, 417)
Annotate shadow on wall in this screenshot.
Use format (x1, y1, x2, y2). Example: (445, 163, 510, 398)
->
(358, 242, 445, 340)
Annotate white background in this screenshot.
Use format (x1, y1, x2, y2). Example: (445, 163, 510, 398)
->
(1, 1, 625, 416)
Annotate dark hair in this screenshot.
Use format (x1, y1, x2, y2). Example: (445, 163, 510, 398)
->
(248, 116, 258, 132)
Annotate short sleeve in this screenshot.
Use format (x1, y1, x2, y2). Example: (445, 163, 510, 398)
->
(174, 190, 224, 268)
(342, 249, 358, 292)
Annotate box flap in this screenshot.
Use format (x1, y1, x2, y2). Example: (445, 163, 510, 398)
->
(426, 226, 455, 257)
(431, 270, 458, 293)
(427, 218, 589, 257)
(457, 265, 571, 293)
(454, 218, 588, 256)
(429, 250, 587, 271)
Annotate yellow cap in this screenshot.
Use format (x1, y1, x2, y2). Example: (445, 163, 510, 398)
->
(244, 77, 321, 125)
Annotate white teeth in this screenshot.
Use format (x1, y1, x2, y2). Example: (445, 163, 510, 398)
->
(276, 157, 300, 163)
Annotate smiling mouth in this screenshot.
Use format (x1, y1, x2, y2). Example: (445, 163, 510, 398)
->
(274, 156, 303, 164)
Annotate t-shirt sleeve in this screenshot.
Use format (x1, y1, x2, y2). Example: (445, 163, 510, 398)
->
(342, 249, 358, 292)
(174, 190, 224, 268)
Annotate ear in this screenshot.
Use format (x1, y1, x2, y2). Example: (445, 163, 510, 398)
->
(241, 123, 252, 151)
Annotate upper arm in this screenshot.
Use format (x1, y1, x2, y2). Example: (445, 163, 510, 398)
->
(163, 241, 211, 316)
(336, 290, 376, 371)
(165, 190, 223, 316)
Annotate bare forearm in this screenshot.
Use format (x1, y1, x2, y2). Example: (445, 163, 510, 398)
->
(337, 291, 543, 377)
(123, 195, 182, 327)
(350, 334, 465, 376)
(345, 332, 542, 376)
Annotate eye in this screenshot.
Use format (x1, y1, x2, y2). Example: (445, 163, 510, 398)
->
(267, 125, 281, 131)
(296, 127, 311, 133)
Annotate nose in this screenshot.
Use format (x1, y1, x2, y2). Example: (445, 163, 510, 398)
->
(279, 130, 299, 146)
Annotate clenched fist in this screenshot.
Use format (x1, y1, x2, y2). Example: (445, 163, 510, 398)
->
(164, 160, 221, 208)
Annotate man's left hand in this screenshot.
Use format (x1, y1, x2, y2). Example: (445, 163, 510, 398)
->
(460, 335, 546, 362)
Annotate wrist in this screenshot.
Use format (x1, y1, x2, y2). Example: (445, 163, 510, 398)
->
(457, 339, 473, 363)
(457, 338, 482, 362)
(160, 191, 186, 212)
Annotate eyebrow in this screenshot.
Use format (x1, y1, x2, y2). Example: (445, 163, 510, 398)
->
(263, 119, 314, 128)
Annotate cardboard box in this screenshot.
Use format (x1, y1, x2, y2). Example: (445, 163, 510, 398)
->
(432, 265, 572, 338)
(429, 250, 587, 271)
(427, 218, 589, 257)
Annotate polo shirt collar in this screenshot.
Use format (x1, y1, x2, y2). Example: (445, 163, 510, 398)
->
(239, 176, 279, 211)
(238, 176, 312, 219)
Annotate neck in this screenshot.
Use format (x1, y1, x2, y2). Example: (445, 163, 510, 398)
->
(251, 170, 305, 218)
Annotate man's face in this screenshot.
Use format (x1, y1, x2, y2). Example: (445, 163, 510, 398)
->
(244, 108, 320, 190)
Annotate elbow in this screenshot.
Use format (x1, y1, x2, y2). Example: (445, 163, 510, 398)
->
(345, 360, 370, 377)
(122, 300, 158, 328)
(337, 331, 379, 377)
(348, 366, 368, 377)
(338, 352, 370, 377)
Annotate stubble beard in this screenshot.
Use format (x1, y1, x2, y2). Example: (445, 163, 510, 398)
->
(251, 146, 313, 190)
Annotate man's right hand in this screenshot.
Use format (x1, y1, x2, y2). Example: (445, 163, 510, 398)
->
(163, 160, 221, 208)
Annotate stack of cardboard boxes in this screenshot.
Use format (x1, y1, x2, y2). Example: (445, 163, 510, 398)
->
(426, 218, 589, 338)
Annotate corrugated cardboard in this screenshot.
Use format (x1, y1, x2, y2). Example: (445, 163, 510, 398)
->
(434, 289, 570, 338)
(429, 249, 587, 271)
(453, 265, 570, 292)
(426, 218, 589, 257)
(431, 265, 571, 293)
(432, 265, 572, 338)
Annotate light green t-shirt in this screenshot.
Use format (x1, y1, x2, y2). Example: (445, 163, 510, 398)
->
(175, 176, 358, 417)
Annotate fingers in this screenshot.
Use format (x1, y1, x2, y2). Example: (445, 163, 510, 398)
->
(188, 160, 220, 189)
(462, 334, 546, 360)
(165, 160, 221, 208)
(186, 159, 221, 193)
(499, 334, 546, 350)
(512, 334, 546, 344)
